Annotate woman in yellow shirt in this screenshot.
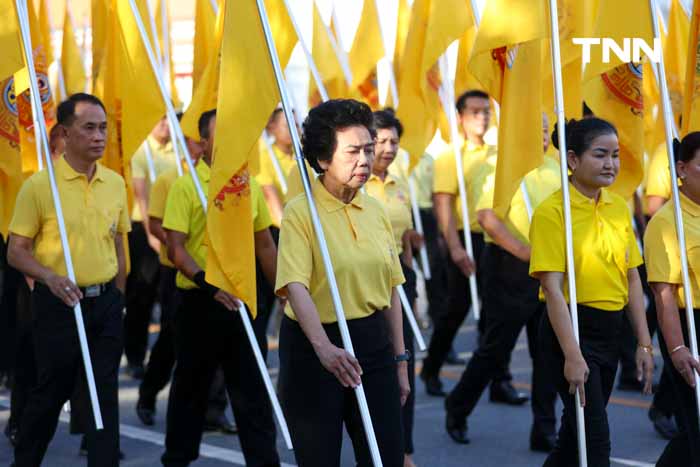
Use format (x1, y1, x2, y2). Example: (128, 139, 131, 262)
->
(276, 99, 410, 467)
(645, 132, 700, 467)
(529, 118, 654, 466)
(367, 109, 422, 467)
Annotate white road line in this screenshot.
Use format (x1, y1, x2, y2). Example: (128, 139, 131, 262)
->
(0, 397, 296, 467)
(611, 457, 654, 467)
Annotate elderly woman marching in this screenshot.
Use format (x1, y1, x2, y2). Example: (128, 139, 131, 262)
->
(275, 99, 410, 467)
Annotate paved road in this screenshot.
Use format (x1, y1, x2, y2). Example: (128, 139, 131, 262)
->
(0, 311, 669, 467)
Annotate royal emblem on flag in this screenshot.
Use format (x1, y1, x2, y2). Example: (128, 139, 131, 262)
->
(214, 165, 251, 209)
(0, 77, 19, 145)
(601, 63, 643, 115)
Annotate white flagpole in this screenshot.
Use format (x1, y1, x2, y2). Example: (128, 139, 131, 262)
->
(281, 0, 329, 102)
(127, 0, 292, 447)
(15, 0, 103, 430)
(438, 54, 481, 321)
(142, 140, 157, 184)
(402, 152, 431, 279)
(548, 1, 587, 464)
(209, 0, 218, 14)
(254, 0, 384, 463)
(398, 284, 426, 351)
(649, 0, 700, 425)
(262, 130, 288, 195)
(160, 0, 172, 94)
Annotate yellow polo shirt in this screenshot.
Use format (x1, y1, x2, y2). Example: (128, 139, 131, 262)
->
(644, 192, 700, 308)
(388, 150, 435, 209)
(366, 173, 413, 254)
(275, 176, 405, 323)
(131, 135, 179, 221)
(645, 144, 672, 201)
(433, 141, 497, 233)
(148, 167, 181, 268)
(529, 183, 644, 311)
(163, 161, 210, 289)
(9, 156, 131, 286)
(281, 158, 316, 207)
(476, 154, 561, 245)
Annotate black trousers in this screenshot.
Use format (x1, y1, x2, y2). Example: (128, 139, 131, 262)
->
(656, 309, 700, 467)
(0, 235, 21, 377)
(445, 245, 556, 436)
(401, 261, 418, 455)
(7, 277, 33, 431)
(541, 305, 623, 467)
(14, 283, 124, 467)
(162, 288, 279, 467)
(422, 231, 485, 378)
(278, 312, 404, 467)
(418, 208, 449, 324)
(139, 266, 179, 409)
(253, 226, 279, 361)
(124, 222, 160, 367)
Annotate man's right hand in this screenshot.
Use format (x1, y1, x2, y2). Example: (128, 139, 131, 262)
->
(214, 289, 241, 311)
(45, 272, 83, 307)
(449, 246, 475, 277)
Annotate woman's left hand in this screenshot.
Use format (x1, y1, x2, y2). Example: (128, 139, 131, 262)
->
(397, 361, 410, 406)
(635, 346, 655, 395)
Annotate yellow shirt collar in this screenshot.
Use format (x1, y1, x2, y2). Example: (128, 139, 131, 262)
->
(368, 172, 397, 185)
(569, 182, 613, 206)
(680, 191, 700, 218)
(314, 176, 364, 212)
(58, 155, 105, 183)
(196, 159, 211, 182)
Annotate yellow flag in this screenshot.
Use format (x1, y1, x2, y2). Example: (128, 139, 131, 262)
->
(682, 0, 700, 135)
(308, 3, 345, 106)
(182, 0, 294, 139)
(206, 0, 281, 316)
(192, 0, 218, 95)
(0, 0, 23, 81)
(348, 0, 384, 107)
(454, 6, 481, 96)
(393, 0, 412, 84)
(643, 60, 664, 156)
(155, 0, 182, 109)
(60, 9, 87, 99)
(17, 0, 56, 175)
(469, 0, 547, 218)
(397, 0, 470, 170)
(583, 0, 653, 81)
(584, 64, 645, 198)
(38, 0, 54, 65)
(0, 77, 22, 237)
(664, 0, 690, 126)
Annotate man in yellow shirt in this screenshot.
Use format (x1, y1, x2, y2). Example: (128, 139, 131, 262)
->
(124, 114, 181, 379)
(160, 109, 280, 466)
(8, 93, 130, 466)
(445, 117, 558, 449)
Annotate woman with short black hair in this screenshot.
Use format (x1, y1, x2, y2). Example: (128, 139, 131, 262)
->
(276, 99, 410, 467)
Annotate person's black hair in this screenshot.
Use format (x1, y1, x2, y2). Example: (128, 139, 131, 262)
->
(551, 118, 618, 157)
(455, 89, 489, 114)
(675, 132, 700, 163)
(373, 108, 403, 138)
(582, 101, 594, 118)
(198, 109, 217, 140)
(56, 93, 106, 126)
(302, 99, 376, 174)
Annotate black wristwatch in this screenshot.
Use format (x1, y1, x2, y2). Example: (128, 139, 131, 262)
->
(394, 350, 411, 363)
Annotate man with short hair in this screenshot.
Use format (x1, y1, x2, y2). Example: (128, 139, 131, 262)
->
(9, 93, 129, 466)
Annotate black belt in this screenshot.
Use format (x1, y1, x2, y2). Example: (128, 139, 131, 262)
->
(78, 281, 113, 298)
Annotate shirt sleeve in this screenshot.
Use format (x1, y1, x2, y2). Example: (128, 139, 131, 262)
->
(162, 179, 192, 235)
(116, 181, 131, 234)
(8, 178, 41, 239)
(644, 214, 681, 285)
(275, 201, 313, 296)
(130, 146, 148, 180)
(251, 179, 273, 232)
(148, 173, 171, 220)
(255, 148, 275, 187)
(474, 166, 496, 212)
(645, 146, 672, 199)
(529, 201, 566, 276)
(433, 151, 458, 195)
(384, 212, 406, 287)
(626, 216, 644, 269)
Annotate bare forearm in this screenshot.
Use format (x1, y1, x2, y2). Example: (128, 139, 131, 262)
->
(541, 276, 582, 360)
(646, 196, 667, 217)
(287, 282, 332, 351)
(7, 240, 55, 284)
(262, 186, 284, 225)
(384, 288, 406, 355)
(149, 218, 167, 244)
(169, 245, 201, 280)
(114, 235, 127, 292)
(626, 269, 652, 346)
(653, 283, 686, 351)
(434, 194, 462, 251)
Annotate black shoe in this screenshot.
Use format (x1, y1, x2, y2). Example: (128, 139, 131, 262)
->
(648, 405, 679, 440)
(79, 436, 125, 459)
(445, 404, 470, 444)
(204, 414, 238, 435)
(446, 349, 466, 366)
(420, 372, 446, 397)
(489, 380, 529, 406)
(530, 430, 556, 453)
(4, 423, 17, 446)
(136, 401, 155, 426)
(126, 364, 145, 380)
